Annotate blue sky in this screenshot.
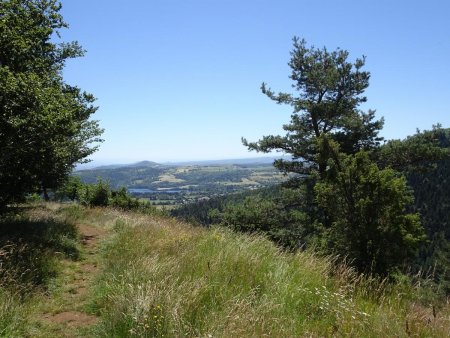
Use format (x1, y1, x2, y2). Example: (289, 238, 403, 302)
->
(59, 0, 450, 165)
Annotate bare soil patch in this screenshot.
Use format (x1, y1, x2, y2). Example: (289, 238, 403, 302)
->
(78, 224, 107, 248)
(41, 311, 98, 328)
(35, 222, 108, 335)
(81, 263, 97, 273)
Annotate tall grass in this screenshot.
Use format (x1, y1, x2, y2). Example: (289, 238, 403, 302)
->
(2, 204, 449, 336)
(0, 204, 81, 336)
(0, 287, 31, 337)
(90, 210, 450, 337)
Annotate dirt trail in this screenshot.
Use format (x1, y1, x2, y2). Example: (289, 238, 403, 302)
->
(38, 223, 108, 336)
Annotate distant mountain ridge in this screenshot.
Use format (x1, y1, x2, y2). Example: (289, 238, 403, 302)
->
(73, 157, 287, 202)
(77, 156, 287, 171)
(81, 160, 163, 171)
(166, 156, 284, 166)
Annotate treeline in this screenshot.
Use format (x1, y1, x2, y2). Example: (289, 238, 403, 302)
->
(408, 130, 450, 291)
(173, 128, 450, 290)
(54, 177, 162, 214)
(75, 165, 164, 190)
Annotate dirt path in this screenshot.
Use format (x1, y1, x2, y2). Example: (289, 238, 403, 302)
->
(35, 223, 108, 337)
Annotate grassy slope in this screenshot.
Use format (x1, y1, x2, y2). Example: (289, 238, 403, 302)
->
(88, 207, 449, 337)
(2, 204, 450, 337)
(0, 204, 108, 337)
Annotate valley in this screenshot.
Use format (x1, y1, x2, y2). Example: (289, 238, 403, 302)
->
(74, 159, 289, 207)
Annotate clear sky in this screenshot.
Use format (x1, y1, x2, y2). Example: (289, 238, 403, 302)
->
(59, 0, 450, 165)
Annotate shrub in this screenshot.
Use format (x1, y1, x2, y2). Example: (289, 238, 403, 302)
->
(315, 150, 426, 275)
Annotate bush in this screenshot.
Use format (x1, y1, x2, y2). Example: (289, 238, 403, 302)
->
(110, 187, 140, 210)
(210, 186, 317, 249)
(90, 179, 111, 207)
(56, 177, 163, 215)
(315, 151, 426, 275)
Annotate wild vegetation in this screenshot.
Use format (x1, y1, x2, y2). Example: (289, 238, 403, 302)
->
(0, 0, 103, 208)
(0, 203, 83, 336)
(173, 37, 448, 277)
(56, 176, 162, 212)
(407, 129, 450, 292)
(1, 0, 450, 336)
(1, 203, 450, 337)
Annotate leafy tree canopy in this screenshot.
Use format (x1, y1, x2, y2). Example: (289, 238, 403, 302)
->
(376, 124, 449, 173)
(0, 0, 103, 208)
(239, 38, 444, 275)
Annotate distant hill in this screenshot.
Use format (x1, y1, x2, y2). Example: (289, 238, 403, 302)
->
(79, 156, 290, 171)
(166, 156, 284, 166)
(84, 160, 163, 170)
(73, 158, 288, 204)
(74, 164, 164, 189)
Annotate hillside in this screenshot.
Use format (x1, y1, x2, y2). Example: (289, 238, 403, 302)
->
(407, 129, 450, 290)
(1, 203, 450, 337)
(74, 160, 288, 207)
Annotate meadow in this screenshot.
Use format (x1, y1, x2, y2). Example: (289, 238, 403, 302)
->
(1, 203, 449, 337)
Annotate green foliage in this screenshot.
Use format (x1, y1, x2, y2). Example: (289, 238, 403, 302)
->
(54, 175, 83, 201)
(213, 187, 316, 249)
(242, 37, 383, 178)
(56, 177, 162, 216)
(63, 178, 111, 207)
(89, 179, 111, 207)
(405, 128, 450, 291)
(237, 38, 446, 277)
(315, 147, 426, 275)
(110, 187, 139, 209)
(171, 186, 276, 225)
(171, 195, 230, 225)
(376, 125, 448, 173)
(0, 0, 103, 209)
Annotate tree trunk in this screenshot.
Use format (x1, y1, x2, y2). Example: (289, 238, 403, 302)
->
(318, 162, 327, 180)
(43, 186, 49, 201)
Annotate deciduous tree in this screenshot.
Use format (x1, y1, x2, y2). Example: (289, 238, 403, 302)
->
(0, 0, 103, 208)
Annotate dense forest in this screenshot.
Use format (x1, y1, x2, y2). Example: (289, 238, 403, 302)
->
(408, 130, 450, 290)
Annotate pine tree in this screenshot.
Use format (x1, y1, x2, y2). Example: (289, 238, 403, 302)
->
(243, 37, 383, 178)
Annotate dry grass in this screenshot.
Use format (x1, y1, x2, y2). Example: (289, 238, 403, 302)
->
(86, 208, 450, 337)
(2, 204, 450, 337)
